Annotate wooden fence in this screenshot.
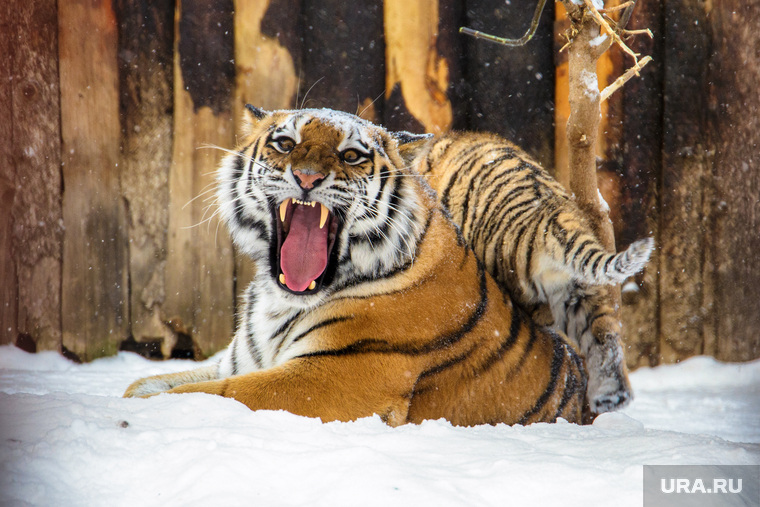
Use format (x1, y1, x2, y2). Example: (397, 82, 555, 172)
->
(1, 0, 758, 366)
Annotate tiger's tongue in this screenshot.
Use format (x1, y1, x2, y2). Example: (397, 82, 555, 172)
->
(280, 204, 328, 292)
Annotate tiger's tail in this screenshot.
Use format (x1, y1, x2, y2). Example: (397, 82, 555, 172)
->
(569, 237, 654, 285)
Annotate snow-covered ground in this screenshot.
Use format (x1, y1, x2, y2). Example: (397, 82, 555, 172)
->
(0, 345, 758, 507)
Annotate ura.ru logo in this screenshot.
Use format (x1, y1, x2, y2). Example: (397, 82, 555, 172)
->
(661, 478, 743, 494)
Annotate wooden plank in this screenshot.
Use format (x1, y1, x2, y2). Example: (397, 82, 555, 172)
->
(115, 0, 175, 354)
(463, 0, 556, 169)
(10, 0, 64, 353)
(1, 1, 64, 352)
(0, 1, 17, 346)
(437, 0, 467, 131)
(300, 0, 385, 121)
(234, 0, 299, 115)
(165, 0, 235, 358)
(59, 0, 127, 361)
(657, 0, 712, 363)
(383, 0, 453, 134)
(233, 0, 301, 297)
(618, 0, 664, 368)
(709, 0, 760, 362)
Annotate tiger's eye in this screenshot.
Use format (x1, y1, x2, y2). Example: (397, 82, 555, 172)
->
(342, 149, 365, 165)
(272, 137, 295, 153)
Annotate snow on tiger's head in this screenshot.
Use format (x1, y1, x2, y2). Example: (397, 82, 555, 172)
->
(216, 105, 433, 305)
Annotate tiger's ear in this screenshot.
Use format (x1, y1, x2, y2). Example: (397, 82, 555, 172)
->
(391, 131, 434, 167)
(241, 104, 271, 135)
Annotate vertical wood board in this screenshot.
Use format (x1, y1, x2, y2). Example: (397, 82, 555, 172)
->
(463, 0, 556, 169)
(709, 0, 760, 361)
(618, 0, 664, 368)
(11, 0, 63, 353)
(116, 0, 175, 352)
(59, 0, 127, 360)
(165, 0, 235, 357)
(657, 0, 712, 363)
(0, 1, 18, 346)
(300, 0, 385, 120)
(384, 0, 453, 133)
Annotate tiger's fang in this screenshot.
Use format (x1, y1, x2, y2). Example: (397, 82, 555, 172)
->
(319, 203, 328, 229)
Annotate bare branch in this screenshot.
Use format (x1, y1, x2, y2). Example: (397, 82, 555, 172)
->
(459, 0, 547, 47)
(601, 1, 635, 14)
(600, 55, 652, 101)
(619, 27, 654, 39)
(581, 0, 640, 61)
(617, 0, 638, 29)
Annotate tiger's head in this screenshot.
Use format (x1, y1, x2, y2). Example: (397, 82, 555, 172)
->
(217, 106, 432, 307)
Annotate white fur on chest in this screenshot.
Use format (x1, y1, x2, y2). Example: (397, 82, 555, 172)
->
(217, 277, 320, 377)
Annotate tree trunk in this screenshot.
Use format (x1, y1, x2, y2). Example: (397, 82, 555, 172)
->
(564, 5, 616, 250)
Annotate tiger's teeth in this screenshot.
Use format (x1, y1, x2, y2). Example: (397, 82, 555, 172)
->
(308, 280, 316, 290)
(319, 203, 328, 229)
(279, 273, 285, 285)
(279, 200, 288, 222)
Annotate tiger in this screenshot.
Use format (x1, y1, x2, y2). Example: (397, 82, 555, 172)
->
(124, 106, 588, 427)
(414, 131, 654, 414)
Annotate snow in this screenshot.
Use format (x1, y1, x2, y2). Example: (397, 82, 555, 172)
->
(580, 69, 600, 99)
(589, 34, 608, 47)
(1, 346, 758, 507)
(597, 188, 610, 213)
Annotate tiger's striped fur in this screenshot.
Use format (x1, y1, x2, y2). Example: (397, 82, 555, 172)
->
(124, 107, 587, 426)
(414, 131, 654, 413)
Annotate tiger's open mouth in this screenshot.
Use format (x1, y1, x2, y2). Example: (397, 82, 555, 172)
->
(273, 198, 340, 295)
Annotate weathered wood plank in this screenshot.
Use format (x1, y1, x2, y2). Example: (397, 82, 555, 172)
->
(463, 0, 556, 169)
(657, 0, 712, 363)
(165, 0, 235, 358)
(383, 0, 453, 134)
(709, 0, 760, 362)
(0, 0, 64, 352)
(300, 0, 385, 121)
(233, 0, 301, 299)
(437, 0, 467, 131)
(0, 1, 18, 346)
(59, 0, 126, 361)
(618, 0, 663, 368)
(234, 0, 299, 115)
(11, 0, 64, 353)
(116, 0, 175, 353)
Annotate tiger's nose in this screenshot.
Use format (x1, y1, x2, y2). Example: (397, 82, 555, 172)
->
(293, 170, 325, 190)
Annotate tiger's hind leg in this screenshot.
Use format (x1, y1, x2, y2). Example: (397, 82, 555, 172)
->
(547, 284, 633, 414)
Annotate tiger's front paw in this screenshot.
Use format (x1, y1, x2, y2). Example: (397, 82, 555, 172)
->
(123, 376, 172, 398)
